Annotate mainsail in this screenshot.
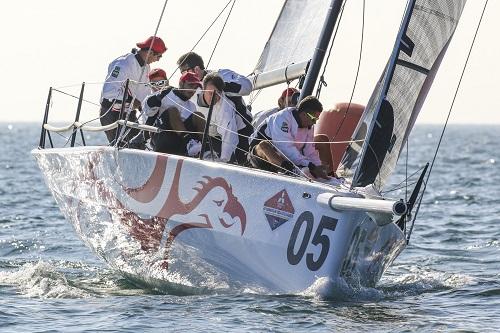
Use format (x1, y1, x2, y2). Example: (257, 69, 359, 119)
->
(339, 0, 467, 190)
(251, 0, 331, 89)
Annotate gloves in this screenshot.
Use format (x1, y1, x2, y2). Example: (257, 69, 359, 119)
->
(186, 139, 202, 157)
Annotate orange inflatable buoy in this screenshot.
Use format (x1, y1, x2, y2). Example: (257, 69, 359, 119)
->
(315, 103, 364, 171)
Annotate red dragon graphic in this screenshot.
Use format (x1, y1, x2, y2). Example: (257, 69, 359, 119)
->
(84, 153, 247, 268)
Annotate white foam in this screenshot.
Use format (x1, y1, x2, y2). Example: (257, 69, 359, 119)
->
(300, 276, 384, 302)
(381, 266, 474, 297)
(0, 261, 90, 299)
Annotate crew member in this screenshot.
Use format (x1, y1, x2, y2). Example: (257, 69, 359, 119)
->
(100, 36, 167, 143)
(177, 52, 253, 164)
(148, 68, 169, 92)
(252, 87, 300, 129)
(142, 72, 205, 156)
(249, 96, 331, 179)
(197, 72, 242, 162)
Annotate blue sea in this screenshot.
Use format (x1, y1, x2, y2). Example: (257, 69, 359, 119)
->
(1, 123, 499, 332)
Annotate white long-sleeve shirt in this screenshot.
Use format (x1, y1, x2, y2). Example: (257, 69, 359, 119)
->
(252, 107, 280, 129)
(101, 52, 151, 105)
(195, 93, 245, 162)
(217, 69, 253, 96)
(257, 108, 321, 167)
(141, 89, 197, 124)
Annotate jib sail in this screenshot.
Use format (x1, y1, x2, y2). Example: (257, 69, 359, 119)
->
(339, 0, 467, 190)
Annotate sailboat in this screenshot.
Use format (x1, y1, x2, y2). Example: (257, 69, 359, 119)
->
(33, 0, 467, 293)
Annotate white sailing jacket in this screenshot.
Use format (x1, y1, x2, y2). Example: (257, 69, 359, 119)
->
(195, 93, 244, 162)
(252, 107, 280, 129)
(258, 107, 321, 167)
(101, 52, 151, 106)
(216, 69, 253, 97)
(141, 89, 197, 123)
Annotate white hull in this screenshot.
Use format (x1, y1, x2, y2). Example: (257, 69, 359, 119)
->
(33, 147, 405, 293)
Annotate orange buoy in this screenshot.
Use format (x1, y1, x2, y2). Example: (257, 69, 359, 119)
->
(315, 103, 364, 171)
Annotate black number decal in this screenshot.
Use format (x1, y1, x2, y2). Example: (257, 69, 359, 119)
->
(287, 211, 313, 265)
(306, 216, 338, 271)
(287, 212, 338, 271)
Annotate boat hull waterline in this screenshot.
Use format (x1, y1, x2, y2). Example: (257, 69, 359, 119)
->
(33, 147, 405, 293)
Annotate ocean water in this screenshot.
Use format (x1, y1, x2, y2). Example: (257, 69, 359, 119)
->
(0, 123, 499, 332)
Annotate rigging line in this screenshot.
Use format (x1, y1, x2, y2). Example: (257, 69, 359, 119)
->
(331, 0, 365, 143)
(168, 0, 234, 80)
(52, 88, 101, 107)
(408, 0, 489, 241)
(61, 105, 118, 148)
(207, 0, 237, 67)
(315, 0, 348, 98)
(381, 179, 419, 194)
(381, 164, 425, 194)
(153, 0, 169, 38)
(55, 90, 125, 147)
(116, 0, 169, 148)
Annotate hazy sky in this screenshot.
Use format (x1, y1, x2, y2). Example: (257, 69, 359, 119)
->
(0, 0, 497, 124)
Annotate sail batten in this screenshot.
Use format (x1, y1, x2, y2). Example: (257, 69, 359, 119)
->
(339, 0, 467, 190)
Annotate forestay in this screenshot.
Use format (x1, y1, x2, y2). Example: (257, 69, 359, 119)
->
(252, 0, 330, 87)
(339, 0, 467, 190)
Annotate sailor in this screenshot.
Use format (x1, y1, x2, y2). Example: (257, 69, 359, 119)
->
(142, 72, 206, 157)
(248, 96, 331, 179)
(148, 68, 169, 92)
(99, 36, 167, 143)
(197, 72, 242, 163)
(176, 52, 253, 164)
(252, 87, 300, 129)
(136, 68, 170, 125)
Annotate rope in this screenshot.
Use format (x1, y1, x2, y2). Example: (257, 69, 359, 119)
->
(407, 0, 489, 241)
(52, 88, 101, 107)
(331, 0, 365, 143)
(115, 0, 170, 147)
(381, 179, 419, 194)
(168, 0, 234, 80)
(207, 0, 237, 68)
(315, 0, 348, 98)
(381, 164, 425, 194)
(54, 80, 125, 89)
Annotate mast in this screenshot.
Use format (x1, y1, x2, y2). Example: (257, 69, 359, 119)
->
(299, 0, 344, 101)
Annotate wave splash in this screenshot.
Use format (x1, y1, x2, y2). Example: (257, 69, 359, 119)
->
(300, 266, 473, 302)
(0, 261, 91, 298)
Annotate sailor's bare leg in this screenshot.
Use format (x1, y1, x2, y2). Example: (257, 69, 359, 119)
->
(314, 134, 333, 174)
(254, 141, 285, 167)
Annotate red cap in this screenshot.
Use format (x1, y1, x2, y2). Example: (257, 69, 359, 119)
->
(179, 72, 202, 88)
(148, 68, 167, 80)
(136, 36, 167, 54)
(281, 87, 299, 99)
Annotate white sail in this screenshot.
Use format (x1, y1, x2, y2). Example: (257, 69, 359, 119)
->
(254, 0, 331, 75)
(339, 0, 467, 190)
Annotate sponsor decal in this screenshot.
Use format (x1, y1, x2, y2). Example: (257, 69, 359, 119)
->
(111, 66, 121, 78)
(280, 121, 289, 133)
(263, 189, 295, 230)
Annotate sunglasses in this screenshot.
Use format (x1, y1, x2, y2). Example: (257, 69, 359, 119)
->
(149, 79, 168, 87)
(305, 112, 320, 123)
